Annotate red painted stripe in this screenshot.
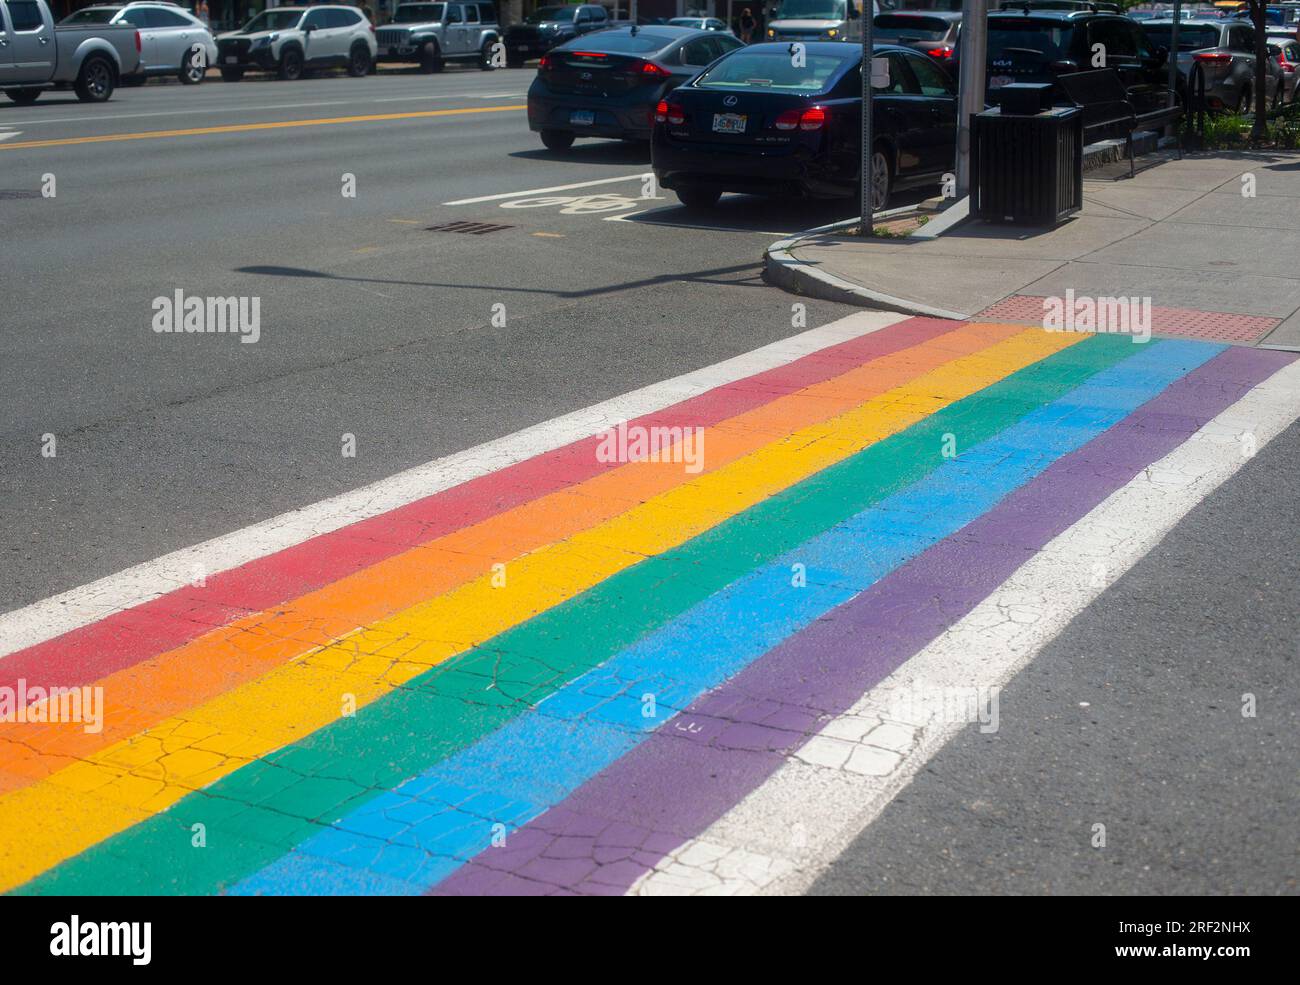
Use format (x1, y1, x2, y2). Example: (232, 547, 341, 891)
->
(0, 318, 959, 691)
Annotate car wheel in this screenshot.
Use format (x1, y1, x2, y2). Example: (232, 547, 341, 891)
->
(420, 41, 444, 73)
(278, 47, 304, 81)
(675, 183, 722, 210)
(347, 43, 371, 77)
(74, 55, 115, 103)
(480, 40, 497, 70)
(540, 129, 575, 151)
(179, 48, 206, 85)
(4, 88, 40, 105)
(870, 146, 892, 212)
(220, 67, 245, 82)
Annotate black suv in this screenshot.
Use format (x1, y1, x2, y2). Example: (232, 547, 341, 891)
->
(503, 3, 610, 67)
(959, 7, 1170, 114)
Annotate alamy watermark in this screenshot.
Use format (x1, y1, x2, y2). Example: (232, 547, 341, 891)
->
(594, 420, 705, 474)
(1042, 290, 1151, 343)
(886, 683, 1001, 734)
(152, 289, 261, 343)
(0, 680, 103, 734)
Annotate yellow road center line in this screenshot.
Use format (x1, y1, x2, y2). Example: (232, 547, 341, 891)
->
(0, 330, 1080, 892)
(0, 105, 526, 151)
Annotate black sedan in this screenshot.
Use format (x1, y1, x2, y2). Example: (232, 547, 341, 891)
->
(651, 42, 958, 210)
(527, 27, 746, 151)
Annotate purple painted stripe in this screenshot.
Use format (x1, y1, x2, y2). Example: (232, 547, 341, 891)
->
(433, 345, 1296, 896)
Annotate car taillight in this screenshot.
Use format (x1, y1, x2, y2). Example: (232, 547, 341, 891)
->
(655, 100, 685, 124)
(135, 29, 141, 53)
(634, 60, 670, 79)
(1193, 52, 1233, 64)
(926, 45, 953, 60)
(538, 54, 552, 70)
(774, 106, 826, 131)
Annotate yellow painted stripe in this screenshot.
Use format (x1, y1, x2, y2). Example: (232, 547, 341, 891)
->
(0, 105, 525, 151)
(0, 329, 1080, 892)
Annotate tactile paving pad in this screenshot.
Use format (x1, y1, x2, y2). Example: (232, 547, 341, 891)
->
(978, 295, 1278, 345)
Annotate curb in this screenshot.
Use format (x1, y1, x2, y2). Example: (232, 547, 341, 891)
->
(762, 210, 968, 321)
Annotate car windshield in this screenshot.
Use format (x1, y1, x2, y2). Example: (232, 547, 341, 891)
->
(527, 6, 576, 22)
(393, 3, 446, 22)
(987, 20, 1075, 60)
(561, 32, 671, 52)
(1142, 25, 1222, 51)
(873, 14, 951, 41)
(241, 10, 306, 32)
(695, 49, 852, 90)
(774, 0, 848, 20)
(60, 8, 117, 23)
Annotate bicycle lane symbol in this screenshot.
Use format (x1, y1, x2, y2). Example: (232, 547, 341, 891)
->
(497, 191, 661, 217)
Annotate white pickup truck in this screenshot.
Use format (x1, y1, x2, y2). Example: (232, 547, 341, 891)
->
(1, 0, 142, 104)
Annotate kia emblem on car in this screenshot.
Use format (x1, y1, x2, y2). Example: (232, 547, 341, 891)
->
(581, 71, 592, 80)
(723, 95, 738, 107)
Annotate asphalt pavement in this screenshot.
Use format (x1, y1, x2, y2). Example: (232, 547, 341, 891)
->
(0, 67, 859, 608)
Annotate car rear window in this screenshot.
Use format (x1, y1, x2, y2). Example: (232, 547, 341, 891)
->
(694, 50, 852, 91)
(872, 15, 951, 42)
(561, 32, 673, 52)
(987, 19, 1076, 62)
(1141, 24, 1222, 51)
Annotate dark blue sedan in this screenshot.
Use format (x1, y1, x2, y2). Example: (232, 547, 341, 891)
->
(527, 26, 746, 151)
(651, 42, 958, 210)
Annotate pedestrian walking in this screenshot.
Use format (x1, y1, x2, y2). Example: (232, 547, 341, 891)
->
(739, 6, 755, 42)
(196, 0, 209, 26)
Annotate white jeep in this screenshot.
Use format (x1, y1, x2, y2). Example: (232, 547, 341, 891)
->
(215, 5, 377, 82)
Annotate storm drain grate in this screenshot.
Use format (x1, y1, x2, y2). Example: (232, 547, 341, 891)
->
(425, 220, 515, 235)
(0, 190, 42, 200)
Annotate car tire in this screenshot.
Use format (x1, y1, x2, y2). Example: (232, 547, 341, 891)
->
(675, 183, 722, 210)
(179, 48, 206, 85)
(419, 41, 444, 73)
(73, 55, 115, 103)
(869, 144, 893, 212)
(347, 42, 371, 77)
(4, 88, 40, 105)
(221, 67, 245, 81)
(278, 47, 304, 81)
(480, 39, 497, 70)
(540, 129, 575, 151)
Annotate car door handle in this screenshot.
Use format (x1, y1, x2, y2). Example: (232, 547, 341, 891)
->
(39, 36, 49, 45)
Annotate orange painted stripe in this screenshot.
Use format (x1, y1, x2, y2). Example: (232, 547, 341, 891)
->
(0, 323, 1020, 794)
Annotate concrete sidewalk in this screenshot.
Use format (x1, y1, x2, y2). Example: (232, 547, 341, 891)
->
(765, 151, 1300, 350)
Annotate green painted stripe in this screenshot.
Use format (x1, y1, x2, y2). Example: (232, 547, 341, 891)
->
(18, 334, 1135, 896)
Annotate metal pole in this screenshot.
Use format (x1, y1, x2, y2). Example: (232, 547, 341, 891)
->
(955, 0, 988, 199)
(858, 0, 875, 236)
(1167, 1, 1182, 109)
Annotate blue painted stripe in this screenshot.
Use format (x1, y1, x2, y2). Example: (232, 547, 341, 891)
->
(232, 339, 1220, 896)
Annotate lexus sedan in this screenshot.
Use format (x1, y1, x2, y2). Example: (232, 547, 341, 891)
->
(527, 26, 746, 150)
(651, 41, 957, 210)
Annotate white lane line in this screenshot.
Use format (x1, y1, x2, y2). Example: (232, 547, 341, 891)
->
(444, 173, 651, 205)
(0, 131, 21, 142)
(0, 310, 908, 658)
(628, 359, 1300, 896)
(0, 91, 512, 127)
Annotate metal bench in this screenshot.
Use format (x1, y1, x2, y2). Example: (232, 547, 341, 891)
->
(1056, 68, 1182, 177)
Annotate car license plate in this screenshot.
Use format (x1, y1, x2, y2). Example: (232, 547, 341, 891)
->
(712, 112, 746, 134)
(570, 110, 595, 126)
(990, 75, 1015, 88)
(224, 55, 238, 64)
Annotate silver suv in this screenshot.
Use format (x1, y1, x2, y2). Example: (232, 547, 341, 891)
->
(60, 1, 217, 85)
(374, 2, 502, 73)
(1142, 17, 1284, 113)
(216, 5, 377, 82)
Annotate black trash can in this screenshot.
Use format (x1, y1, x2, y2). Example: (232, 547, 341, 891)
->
(971, 86, 1083, 227)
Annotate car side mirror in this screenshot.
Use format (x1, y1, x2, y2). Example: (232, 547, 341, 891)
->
(304, 24, 316, 32)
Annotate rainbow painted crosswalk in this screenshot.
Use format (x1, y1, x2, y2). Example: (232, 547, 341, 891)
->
(1, 314, 1296, 895)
